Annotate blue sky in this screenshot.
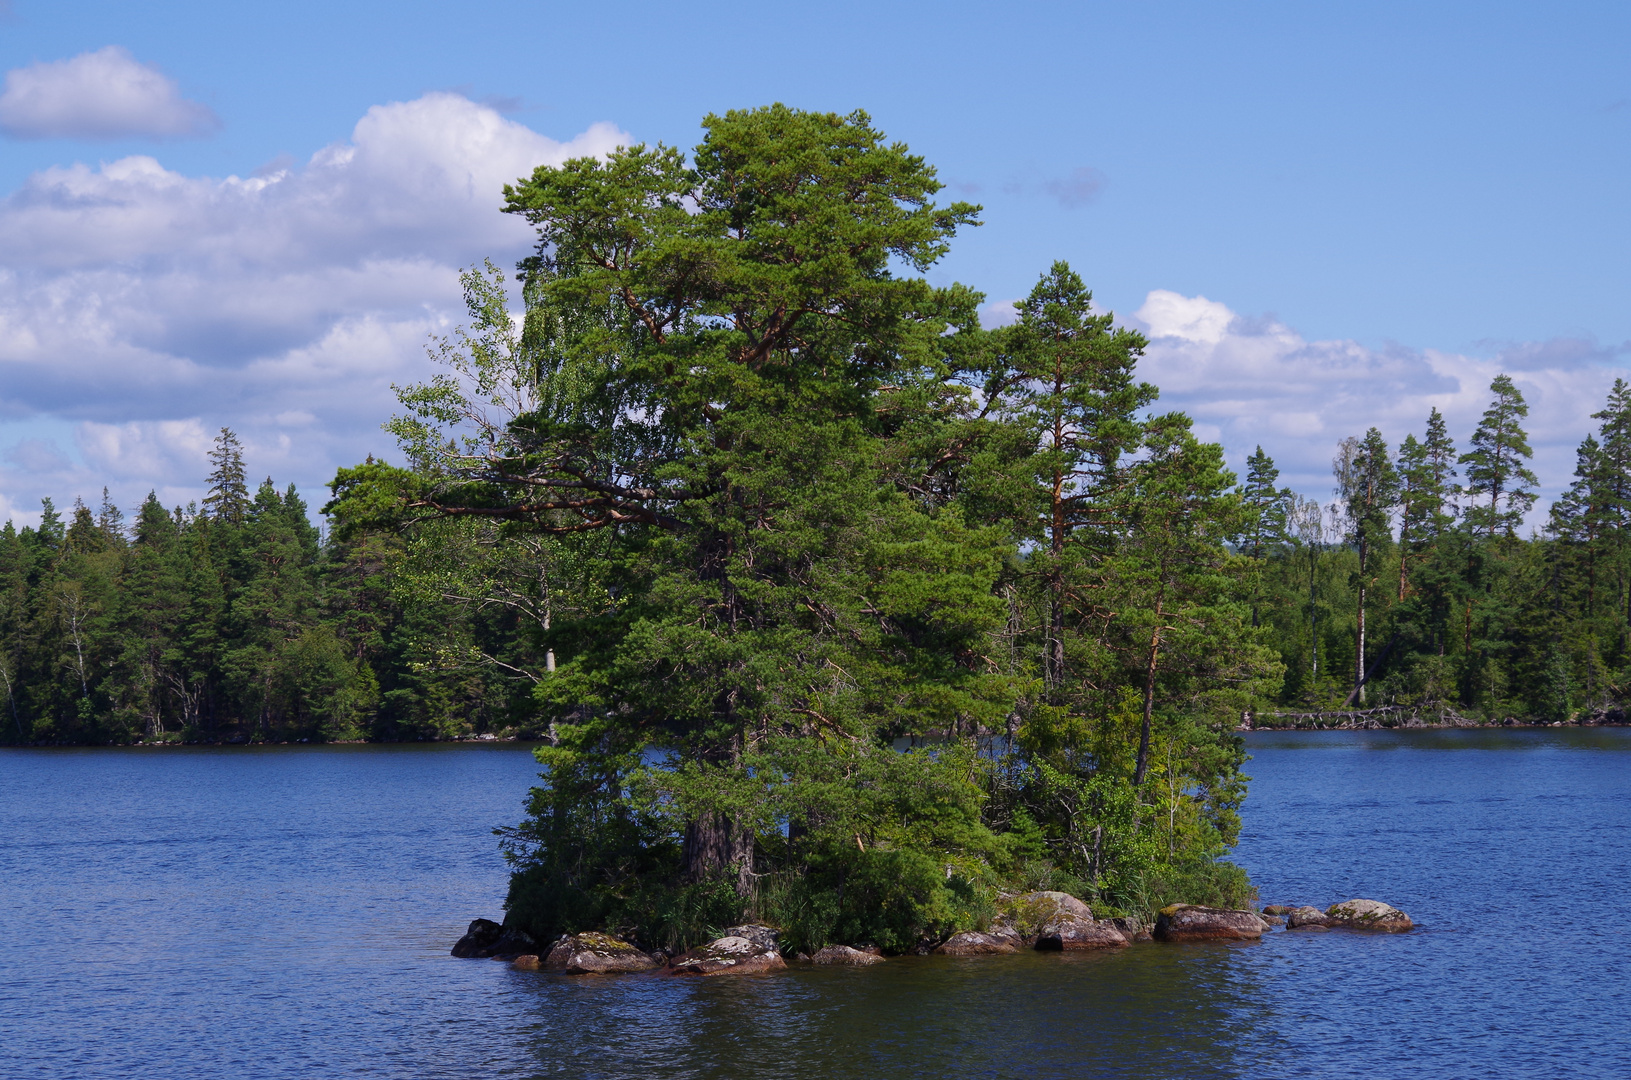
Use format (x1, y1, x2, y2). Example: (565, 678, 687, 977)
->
(0, 0, 1627, 523)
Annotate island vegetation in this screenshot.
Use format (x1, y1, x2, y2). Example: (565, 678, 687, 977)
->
(2, 105, 1627, 946)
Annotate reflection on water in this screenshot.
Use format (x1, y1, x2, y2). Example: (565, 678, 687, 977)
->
(503, 948, 1271, 1080)
(2, 731, 1629, 1079)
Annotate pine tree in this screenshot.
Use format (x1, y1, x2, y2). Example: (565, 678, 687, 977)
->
(1334, 427, 1398, 704)
(1460, 375, 1539, 539)
(985, 261, 1154, 695)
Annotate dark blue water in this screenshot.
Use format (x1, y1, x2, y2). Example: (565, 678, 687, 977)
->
(2, 731, 1627, 1079)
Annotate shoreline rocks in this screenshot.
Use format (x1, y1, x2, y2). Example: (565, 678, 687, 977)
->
(933, 931, 1018, 956)
(811, 944, 884, 966)
(450, 918, 502, 958)
(540, 932, 660, 974)
(1154, 904, 1265, 942)
(452, 892, 1418, 976)
(669, 935, 787, 976)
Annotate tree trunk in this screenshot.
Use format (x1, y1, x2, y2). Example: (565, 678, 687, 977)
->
(682, 810, 754, 896)
(1133, 596, 1164, 787)
(1356, 582, 1367, 707)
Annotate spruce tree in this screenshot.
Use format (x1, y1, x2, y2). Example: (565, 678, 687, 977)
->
(204, 428, 250, 525)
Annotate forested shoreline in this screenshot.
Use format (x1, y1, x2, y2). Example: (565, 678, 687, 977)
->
(6, 104, 1629, 946)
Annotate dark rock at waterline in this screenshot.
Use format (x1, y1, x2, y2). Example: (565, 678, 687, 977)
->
(720, 924, 781, 954)
(486, 926, 539, 959)
(542, 932, 660, 974)
(1325, 899, 1413, 932)
(1286, 906, 1329, 929)
(1260, 915, 1287, 927)
(669, 935, 787, 976)
(1153, 904, 1265, 942)
(811, 944, 884, 965)
(450, 918, 502, 957)
(933, 931, 1018, 956)
(1261, 905, 1295, 917)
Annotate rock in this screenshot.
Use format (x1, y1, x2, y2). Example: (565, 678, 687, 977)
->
(933, 931, 1017, 956)
(1286, 906, 1328, 929)
(992, 890, 1095, 947)
(811, 944, 885, 965)
(669, 935, 787, 976)
(1104, 916, 1154, 942)
(1261, 915, 1287, 927)
(1261, 905, 1295, 916)
(540, 932, 660, 975)
(719, 924, 782, 954)
(450, 918, 503, 958)
(1036, 918, 1129, 951)
(1153, 904, 1265, 942)
(512, 954, 542, 970)
(485, 926, 539, 959)
(1325, 898, 1414, 932)
(933, 931, 1019, 956)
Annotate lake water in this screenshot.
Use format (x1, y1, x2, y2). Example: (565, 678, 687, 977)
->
(3, 730, 1628, 1079)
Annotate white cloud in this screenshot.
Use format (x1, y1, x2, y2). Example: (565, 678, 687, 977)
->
(0, 46, 219, 140)
(0, 93, 627, 521)
(1127, 293, 1628, 525)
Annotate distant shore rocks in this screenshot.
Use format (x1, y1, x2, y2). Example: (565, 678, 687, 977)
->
(669, 934, 787, 976)
(1154, 904, 1265, 942)
(1324, 899, 1413, 932)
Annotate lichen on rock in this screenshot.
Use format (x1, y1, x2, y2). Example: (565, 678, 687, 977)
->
(1324, 899, 1413, 932)
(668, 935, 787, 976)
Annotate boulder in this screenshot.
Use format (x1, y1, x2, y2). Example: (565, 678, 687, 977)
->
(1325, 899, 1414, 932)
(1036, 918, 1129, 951)
(1261, 905, 1295, 917)
(450, 918, 503, 958)
(933, 931, 1018, 956)
(512, 954, 542, 970)
(992, 890, 1095, 947)
(541, 932, 660, 975)
(811, 944, 884, 965)
(1153, 904, 1265, 942)
(719, 924, 782, 954)
(669, 935, 787, 976)
(1286, 906, 1329, 929)
(485, 926, 539, 959)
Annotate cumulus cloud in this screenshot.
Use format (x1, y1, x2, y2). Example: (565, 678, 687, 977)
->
(0, 46, 219, 140)
(1127, 292, 1629, 525)
(0, 92, 627, 522)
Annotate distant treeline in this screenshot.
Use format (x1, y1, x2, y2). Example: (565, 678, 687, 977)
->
(1248, 375, 1631, 722)
(4, 376, 1627, 747)
(0, 430, 545, 744)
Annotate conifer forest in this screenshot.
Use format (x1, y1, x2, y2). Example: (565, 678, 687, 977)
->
(3, 106, 1624, 940)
